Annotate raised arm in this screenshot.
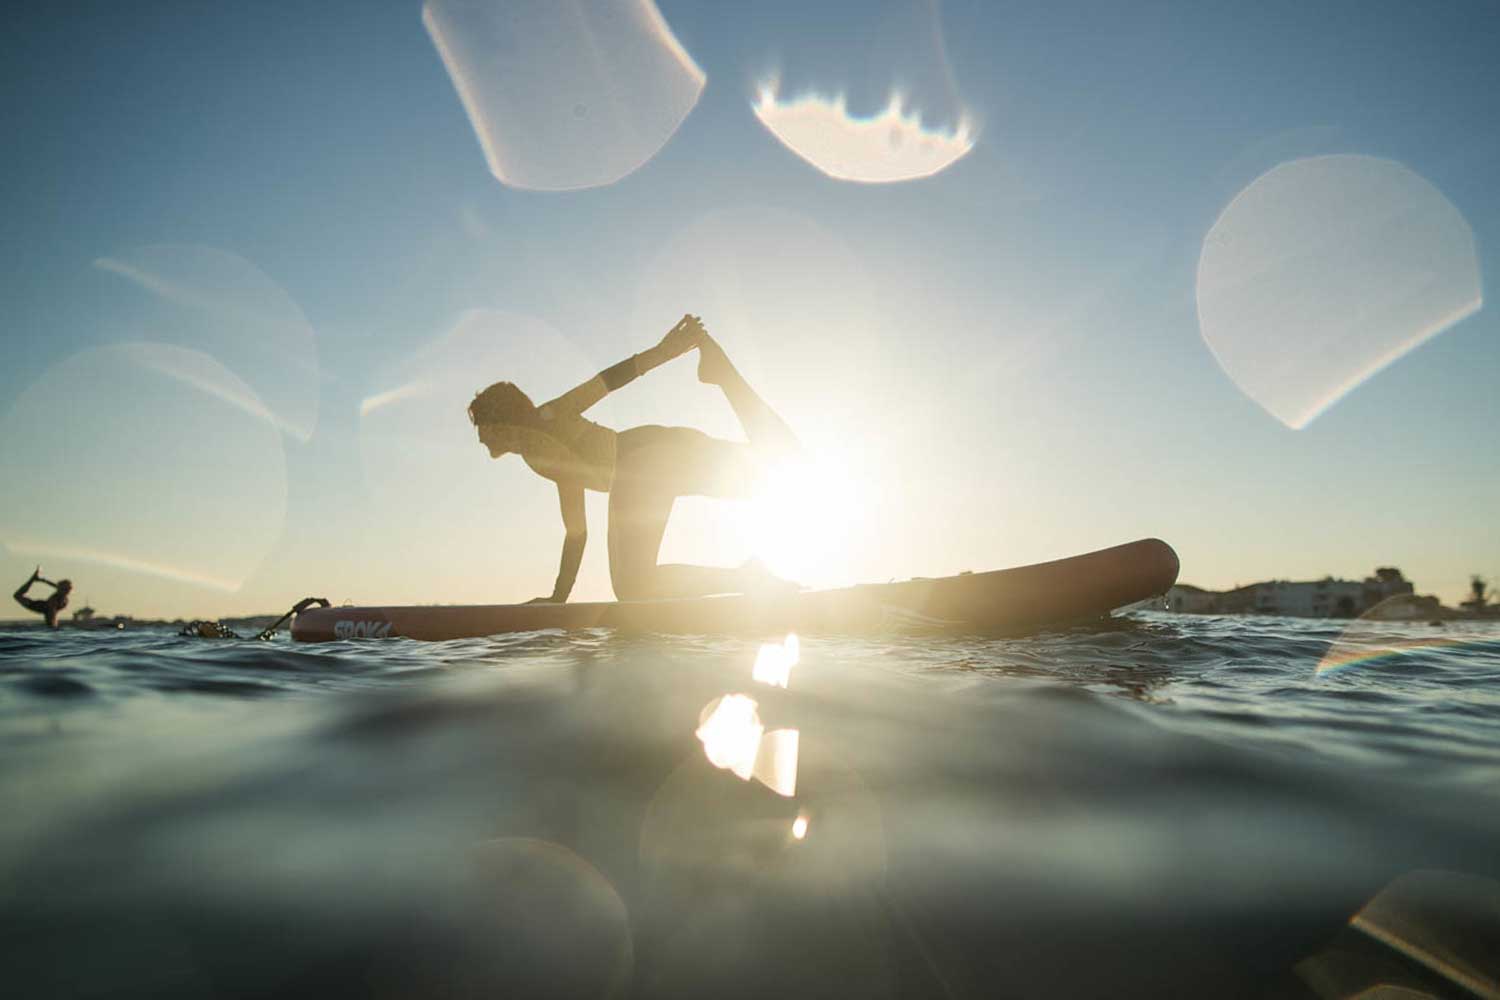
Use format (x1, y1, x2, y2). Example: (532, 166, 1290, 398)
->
(543, 314, 704, 418)
(532, 481, 588, 603)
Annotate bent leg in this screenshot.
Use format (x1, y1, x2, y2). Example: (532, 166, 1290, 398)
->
(14, 594, 47, 617)
(606, 474, 674, 601)
(608, 428, 772, 600)
(699, 338, 800, 457)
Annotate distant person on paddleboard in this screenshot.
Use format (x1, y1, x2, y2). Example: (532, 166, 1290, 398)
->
(468, 314, 800, 603)
(13, 567, 72, 628)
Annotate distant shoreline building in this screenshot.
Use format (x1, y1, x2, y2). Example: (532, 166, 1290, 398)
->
(1164, 567, 1436, 619)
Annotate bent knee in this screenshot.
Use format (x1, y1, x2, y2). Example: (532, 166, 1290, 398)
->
(611, 569, 660, 602)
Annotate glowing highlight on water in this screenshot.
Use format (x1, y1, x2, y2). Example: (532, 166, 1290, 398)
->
(695, 694, 800, 797)
(753, 633, 799, 688)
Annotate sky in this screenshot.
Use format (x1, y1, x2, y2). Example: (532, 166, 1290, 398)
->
(1, 0, 1497, 619)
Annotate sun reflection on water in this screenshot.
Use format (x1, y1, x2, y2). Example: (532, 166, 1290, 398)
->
(695, 694, 764, 782)
(695, 634, 805, 797)
(752, 633, 799, 688)
(694, 694, 799, 797)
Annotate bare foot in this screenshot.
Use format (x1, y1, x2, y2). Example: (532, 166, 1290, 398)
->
(740, 558, 801, 595)
(697, 333, 734, 386)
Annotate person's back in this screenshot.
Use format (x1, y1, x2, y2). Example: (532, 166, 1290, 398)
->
(523, 406, 618, 493)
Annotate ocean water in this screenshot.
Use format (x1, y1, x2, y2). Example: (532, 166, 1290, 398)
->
(2, 612, 1498, 998)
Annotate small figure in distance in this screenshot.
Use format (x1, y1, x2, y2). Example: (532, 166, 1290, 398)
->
(468, 314, 801, 604)
(13, 566, 72, 628)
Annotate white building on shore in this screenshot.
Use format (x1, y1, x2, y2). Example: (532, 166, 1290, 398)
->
(1164, 568, 1417, 618)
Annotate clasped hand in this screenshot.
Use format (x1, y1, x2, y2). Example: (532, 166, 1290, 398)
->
(658, 313, 706, 358)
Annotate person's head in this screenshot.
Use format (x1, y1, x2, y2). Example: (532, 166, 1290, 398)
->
(56, 580, 72, 595)
(467, 381, 537, 458)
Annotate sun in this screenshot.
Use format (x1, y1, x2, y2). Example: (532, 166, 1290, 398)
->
(736, 452, 874, 588)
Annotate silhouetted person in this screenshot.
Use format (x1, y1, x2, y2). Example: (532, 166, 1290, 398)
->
(468, 315, 800, 603)
(14, 567, 72, 628)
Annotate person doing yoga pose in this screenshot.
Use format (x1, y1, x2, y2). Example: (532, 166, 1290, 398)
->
(468, 315, 799, 603)
(13, 567, 72, 628)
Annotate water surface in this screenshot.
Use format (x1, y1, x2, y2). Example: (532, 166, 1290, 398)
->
(3, 613, 1498, 997)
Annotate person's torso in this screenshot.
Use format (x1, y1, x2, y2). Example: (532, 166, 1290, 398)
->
(522, 410, 617, 491)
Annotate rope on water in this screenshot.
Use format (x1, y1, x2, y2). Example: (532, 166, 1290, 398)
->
(179, 596, 330, 640)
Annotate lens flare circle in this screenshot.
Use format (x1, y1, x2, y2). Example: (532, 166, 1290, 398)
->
(0, 343, 287, 595)
(1197, 155, 1482, 429)
(94, 245, 321, 443)
(637, 745, 890, 994)
(423, 0, 705, 191)
(468, 837, 634, 997)
(629, 206, 888, 589)
(358, 309, 598, 493)
(356, 310, 602, 601)
(753, 83, 975, 183)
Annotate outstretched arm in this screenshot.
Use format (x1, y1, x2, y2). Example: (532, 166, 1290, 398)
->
(543, 315, 703, 418)
(531, 482, 588, 603)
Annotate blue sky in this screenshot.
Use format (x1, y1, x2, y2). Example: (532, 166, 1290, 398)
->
(2, 0, 1496, 617)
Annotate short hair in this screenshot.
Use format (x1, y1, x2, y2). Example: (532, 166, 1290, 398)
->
(467, 381, 537, 428)
(57, 580, 72, 591)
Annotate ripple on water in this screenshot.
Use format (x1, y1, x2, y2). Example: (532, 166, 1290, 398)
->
(0, 615, 1499, 997)
(1, 616, 1497, 773)
(17, 673, 95, 698)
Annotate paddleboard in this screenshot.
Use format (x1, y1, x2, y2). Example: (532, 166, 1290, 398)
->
(291, 538, 1178, 642)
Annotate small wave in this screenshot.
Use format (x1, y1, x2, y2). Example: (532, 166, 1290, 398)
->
(16, 674, 94, 698)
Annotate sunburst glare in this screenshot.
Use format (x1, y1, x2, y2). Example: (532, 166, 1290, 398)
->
(738, 455, 876, 587)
